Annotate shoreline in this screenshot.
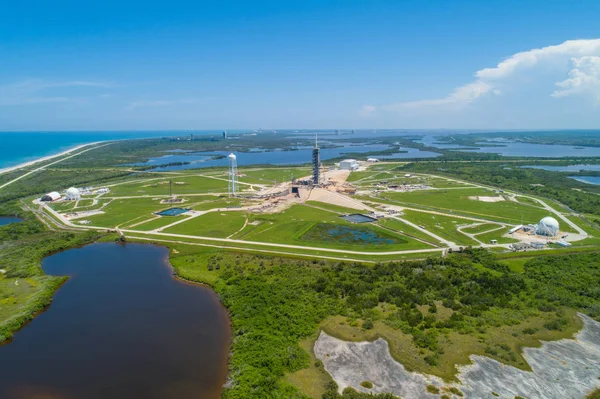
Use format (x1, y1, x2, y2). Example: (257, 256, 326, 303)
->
(0, 141, 105, 176)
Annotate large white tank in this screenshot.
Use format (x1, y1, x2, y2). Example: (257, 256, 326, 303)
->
(65, 187, 81, 200)
(536, 216, 559, 236)
(228, 153, 236, 161)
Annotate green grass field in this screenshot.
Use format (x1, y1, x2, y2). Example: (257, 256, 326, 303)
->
(475, 229, 519, 244)
(461, 223, 502, 234)
(380, 188, 551, 224)
(238, 167, 311, 185)
(231, 205, 429, 251)
(164, 211, 247, 238)
(401, 210, 479, 246)
(108, 175, 229, 197)
(86, 198, 170, 227)
(377, 217, 442, 246)
(126, 215, 187, 231)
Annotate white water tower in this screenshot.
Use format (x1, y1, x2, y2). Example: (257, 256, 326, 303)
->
(228, 153, 237, 197)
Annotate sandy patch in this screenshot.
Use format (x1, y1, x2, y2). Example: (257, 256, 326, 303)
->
(469, 196, 505, 202)
(307, 188, 367, 211)
(315, 314, 600, 399)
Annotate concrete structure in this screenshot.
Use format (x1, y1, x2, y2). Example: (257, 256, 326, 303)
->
(41, 191, 61, 202)
(531, 241, 546, 249)
(508, 225, 524, 234)
(65, 187, 81, 200)
(340, 159, 359, 171)
(312, 135, 320, 185)
(536, 216, 560, 237)
(228, 153, 238, 197)
(367, 158, 379, 163)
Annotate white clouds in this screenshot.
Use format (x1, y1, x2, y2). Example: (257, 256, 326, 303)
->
(358, 104, 377, 117)
(552, 56, 600, 100)
(126, 98, 198, 110)
(377, 38, 600, 113)
(0, 79, 113, 106)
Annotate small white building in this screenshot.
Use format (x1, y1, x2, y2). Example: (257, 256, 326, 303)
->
(367, 158, 380, 163)
(340, 159, 359, 170)
(65, 187, 81, 200)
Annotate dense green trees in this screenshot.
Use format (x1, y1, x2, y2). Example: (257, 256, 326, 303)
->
(199, 248, 600, 398)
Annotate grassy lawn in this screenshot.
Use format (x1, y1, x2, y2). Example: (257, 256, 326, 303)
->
(283, 334, 332, 399)
(164, 211, 247, 238)
(319, 308, 582, 383)
(476, 229, 519, 244)
(86, 198, 169, 227)
(108, 175, 229, 197)
(378, 217, 442, 246)
(126, 215, 187, 231)
(75, 199, 94, 208)
(129, 233, 439, 263)
(401, 210, 479, 246)
(189, 197, 243, 211)
(239, 167, 311, 185)
(380, 188, 551, 224)
(232, 205, 429, 251)
(461, 223, 502, 234)
(48, 201, 77, 212)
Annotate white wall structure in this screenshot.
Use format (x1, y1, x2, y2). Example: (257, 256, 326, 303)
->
(41, 191, 61, 202)
(228, 153, 237, 197)
(340, 159, 359, 170)
(536, 216, 560, 236)
(65, 187, 81, 200)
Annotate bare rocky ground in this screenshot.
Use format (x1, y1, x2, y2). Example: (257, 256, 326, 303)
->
(314, 314, 600, 399)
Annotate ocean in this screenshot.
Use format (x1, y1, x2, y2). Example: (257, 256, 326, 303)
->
(0, 131, 221, 169)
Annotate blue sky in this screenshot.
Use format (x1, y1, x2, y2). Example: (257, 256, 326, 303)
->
(1, 0, 600, 130)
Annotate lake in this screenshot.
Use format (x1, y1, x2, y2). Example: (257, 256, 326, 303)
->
(521, 164, 600, 172)
(0, 217, 23, 227)
(0, 242, 230, 399)
(131, 143, 413, 171)
(569, 176, 600, 186)
(453, 142, 600, 157)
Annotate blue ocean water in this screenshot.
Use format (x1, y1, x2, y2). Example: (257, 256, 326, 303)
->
(0, 131, 220, 169)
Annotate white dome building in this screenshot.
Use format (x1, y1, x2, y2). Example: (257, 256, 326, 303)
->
(536, 216, 559, 237)
(65, 187, 81, 201)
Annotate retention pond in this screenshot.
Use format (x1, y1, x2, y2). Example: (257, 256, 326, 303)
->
(0, 242, 230, 399)
(0, 217, 23, 227)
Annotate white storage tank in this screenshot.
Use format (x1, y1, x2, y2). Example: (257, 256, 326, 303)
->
(535, 216, 559, 237)
(65, 187, 81, 200)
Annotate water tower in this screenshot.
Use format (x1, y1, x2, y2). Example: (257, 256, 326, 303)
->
(228, 153, 237, 197)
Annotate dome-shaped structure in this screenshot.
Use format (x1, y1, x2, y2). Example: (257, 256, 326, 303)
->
(227, 153, 236, 161)
(65, 187, 81, 200)
(536, 216, 559, 237)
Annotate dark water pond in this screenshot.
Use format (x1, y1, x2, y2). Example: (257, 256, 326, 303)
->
(0, 217, 23, 227)
(0, 243, 230, 399)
